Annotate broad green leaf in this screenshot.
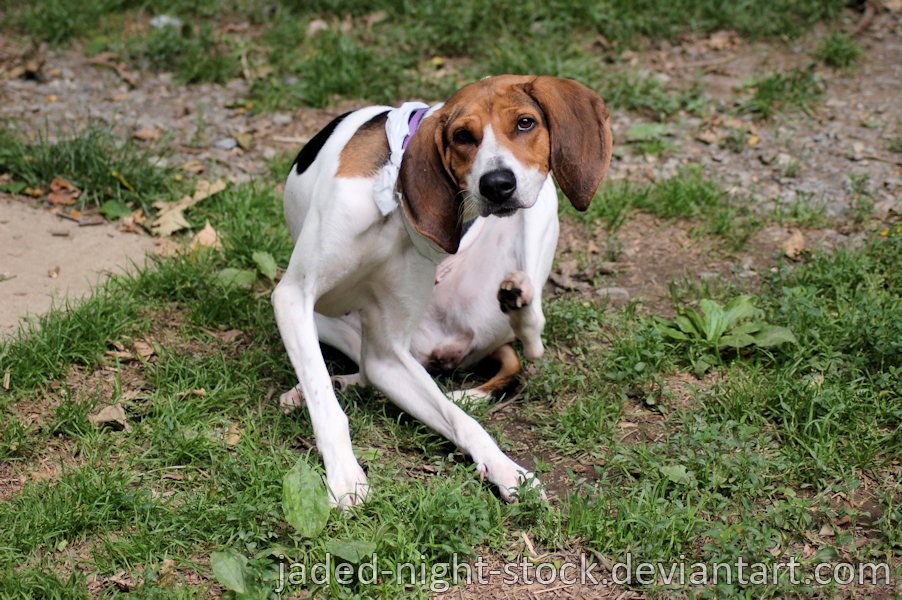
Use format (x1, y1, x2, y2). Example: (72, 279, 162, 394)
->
(215, 267, 256, 288)
(719, 332, 757, 348)
(659, 464, 693, 485)
(752, 325, 797, 347)
(324, 540, 377, 563)
(699, 299, 726, 341)
(693, 356, 713, 377)
(682, 306, 707, 340)
(674, 314, 700, 338)
(98, 200, 132, 220)
(728, 321, 763, 336)
(211, 549, 248, 593)
(355, 448, 383, 462)
(252, 251, 278, 281)
(626, 123, 669, 139)
(655, 323, 690, 341)
(0, 181, 27, 194)
(282, 459, 330, 538)
(722, 295, 757, 330)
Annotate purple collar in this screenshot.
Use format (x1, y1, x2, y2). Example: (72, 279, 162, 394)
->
(401, 108, 430, 151)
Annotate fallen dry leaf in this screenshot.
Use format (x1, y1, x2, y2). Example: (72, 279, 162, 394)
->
(781, 229, 806, 260)
(182, 160, 206, 174)
(153, 238, 182, 257)
(46, 177, 82, 205)
(132, 127, 160, 141)
(88, 402, 131, 432)
(188, 219, 222, 250)
(151, 179, 227, 237)
(132, 340, 155, 359)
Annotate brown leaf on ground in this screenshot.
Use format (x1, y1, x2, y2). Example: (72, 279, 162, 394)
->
(151, 179, 227, 237)
(132, 127, 160, 141)
(88, 402, 131, 432)
(781, 228, 806, 260)
(132, 340, 154, 359)
(46, 177, 82, 205)
(188, 219, 222, 250)
(182, 160, 206, 174)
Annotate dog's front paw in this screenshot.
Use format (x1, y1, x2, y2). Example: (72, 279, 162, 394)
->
(479, 457, 546, 503)
(279, 387, 304, 413)
(498, 271, 533, 313)
(327, 465, 369, 509)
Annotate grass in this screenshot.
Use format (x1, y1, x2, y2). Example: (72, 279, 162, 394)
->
(0, 120, 172, 215)
(565, 168, 762, 250)
(1, 175, 901, 597)
(2, 0, 843, 108)
(814, 30, 863, 68)
(740, 66, 825, 120)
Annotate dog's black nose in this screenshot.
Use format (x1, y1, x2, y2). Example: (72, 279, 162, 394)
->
(479, 169, 517, 204)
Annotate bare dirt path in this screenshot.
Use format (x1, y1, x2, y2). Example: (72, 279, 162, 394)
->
(0, 192, 154, 336)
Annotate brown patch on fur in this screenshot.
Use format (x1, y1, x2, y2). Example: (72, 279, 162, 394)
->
(475, 343, 522, 395)
(399, 75, 611, 254)
(336, 111, 390, 178)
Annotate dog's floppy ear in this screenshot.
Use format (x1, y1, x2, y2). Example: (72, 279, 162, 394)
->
(525, 76, 613, 211)
(399, 113, 463, 254)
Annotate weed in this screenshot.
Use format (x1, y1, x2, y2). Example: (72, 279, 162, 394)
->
(719, 128, 751, 153)
(769, 192, 830, 228)
(847, 172, 875, 224)
(0, 121, 172, 214)
(655, 294, 797, 376)
(889, 135, 902, 153)
(740, 66, 825, 119)
(814, 30, 862, 68)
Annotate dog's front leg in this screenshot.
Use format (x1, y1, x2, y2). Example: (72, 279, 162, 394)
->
(272, 283, 368, 507)
(360, 320, 541, 501)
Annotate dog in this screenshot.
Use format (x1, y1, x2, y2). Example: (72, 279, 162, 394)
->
(274, 75, 612, 507)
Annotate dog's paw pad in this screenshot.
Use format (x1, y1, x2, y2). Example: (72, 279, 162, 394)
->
(332, 373, 363, 393)
(498, 271, 533, 313)
(279, 388, 304, 413)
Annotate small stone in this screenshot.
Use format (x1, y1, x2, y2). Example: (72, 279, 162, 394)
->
(699, 272, 719, 280)
(272, 113, 293, 126)
(213, 138, 238, 150)
(596, 287, 629, 306)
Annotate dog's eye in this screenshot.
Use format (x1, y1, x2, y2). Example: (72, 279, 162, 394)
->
(517, 117, 536, 132)
(453, 129, 475, 145)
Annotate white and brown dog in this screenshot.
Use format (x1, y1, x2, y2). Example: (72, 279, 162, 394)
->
(274, 75, 612, 507)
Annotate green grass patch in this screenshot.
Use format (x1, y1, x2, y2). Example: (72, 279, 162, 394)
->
(0, 121, 172, 214)
(740, 66, 825, 119)
(813, 30, 862, 68)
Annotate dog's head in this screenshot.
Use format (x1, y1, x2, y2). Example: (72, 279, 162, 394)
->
(399, 75, 613, 254)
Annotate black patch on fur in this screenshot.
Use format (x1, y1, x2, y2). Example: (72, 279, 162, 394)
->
(361, 109, 390, 132)
(291, 111, 351, 176)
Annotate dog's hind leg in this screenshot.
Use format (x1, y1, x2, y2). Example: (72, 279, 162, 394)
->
(447, 343, 521, 405)
(272, 283, 368, 507)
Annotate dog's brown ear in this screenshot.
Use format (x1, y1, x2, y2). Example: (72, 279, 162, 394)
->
(399, 113, 463, 254)
(525, 76, 613, 212)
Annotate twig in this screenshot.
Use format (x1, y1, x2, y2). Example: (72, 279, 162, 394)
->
(852, 1, 877, 37)
(488, 385, 525, 415)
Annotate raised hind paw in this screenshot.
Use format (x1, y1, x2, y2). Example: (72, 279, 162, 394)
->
(498, 271, 534, 313)
(332, 373, 363, 393)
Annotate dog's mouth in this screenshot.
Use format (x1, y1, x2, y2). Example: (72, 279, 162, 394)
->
(490, 206, 519, 218)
